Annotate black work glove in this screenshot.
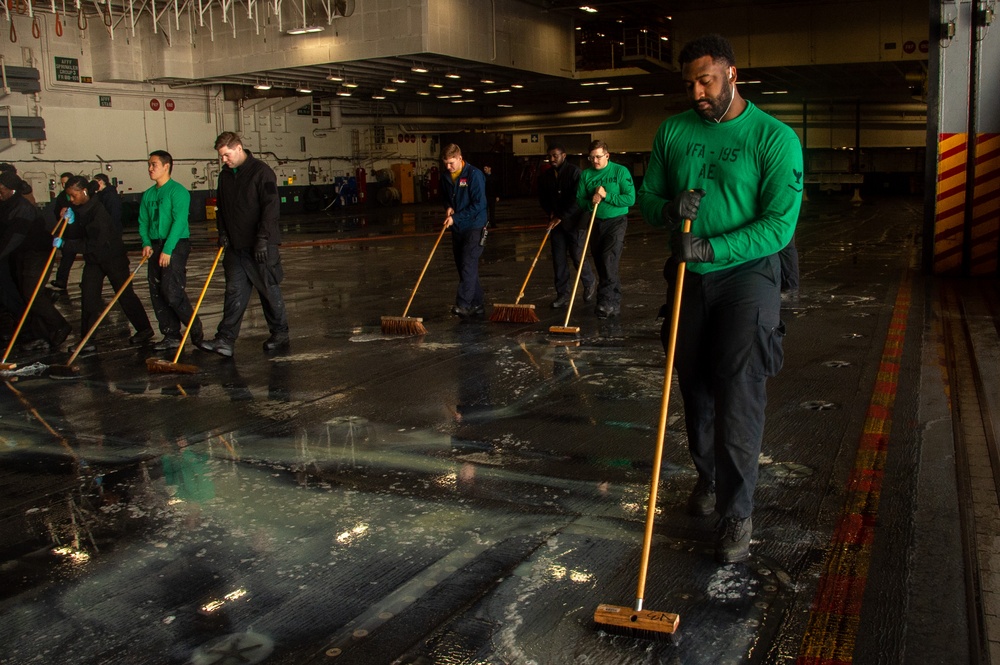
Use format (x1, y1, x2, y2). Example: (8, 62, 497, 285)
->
(664, 188, 706, 229)
(218, 231, 229, 249)
(254, 236, 269, 263)
(671, 231, 715, 263)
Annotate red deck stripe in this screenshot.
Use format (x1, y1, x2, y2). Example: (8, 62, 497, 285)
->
(796, 271, 912, 663)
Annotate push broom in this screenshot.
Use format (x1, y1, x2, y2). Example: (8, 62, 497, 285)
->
(380, 222, 448, 336)
(549, 202, 599, 335)
(49, 255, 148, 379)
(593, 218, 692, 638)
(0, 214, 70, 371)
(146, 245, 224, 375)
(489, 220, 557, 324)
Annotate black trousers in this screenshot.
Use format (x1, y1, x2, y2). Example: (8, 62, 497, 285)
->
(587, 214, 628, 311)
(661, 254, 785, 520)
(550, 223, 594, 298)
(80, 255, 152, 338)
(148, 239, 202, 340)
(16, 253, 67, 343)
(779, 235, 800, 291)
(216, 246, 288, 343)
(450, 227, 484, 309)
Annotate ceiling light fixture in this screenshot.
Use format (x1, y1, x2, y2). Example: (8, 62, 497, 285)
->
(391, 76, 407, 84)
(510, 83, 523, 89)
(428, 82, 444, 88)
(336, 88, 352, 97)
(344, 81, 359, 88)
(326, 71, 344, 82)
(372, 94, 386, 100)
(445, 72, 461, 79)
(417, 91, 430, 96)
(254, 81, 272, 90)
(480, 77, 494, 84)
(579, 5, 598, 13)
(383, 86, 398, 92)
(296, 85, 313, 94)
(411, 65, 429, 73)
(286, 25, 324, 34)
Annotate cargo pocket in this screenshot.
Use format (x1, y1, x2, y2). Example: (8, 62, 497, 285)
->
(747, 309, 785, 379)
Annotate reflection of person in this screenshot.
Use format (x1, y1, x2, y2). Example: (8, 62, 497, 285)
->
(538, 144, 595, 309)
(0, 172, 71, 349)
(440, 143, 487, 318)
(575, 140, 635, 319)
(200, 132, 289, 357)
(162, 438, 215, 503)
(56, 176, 154, 350)
(139, 150, 204, 351)
(637, 33, 803, 563)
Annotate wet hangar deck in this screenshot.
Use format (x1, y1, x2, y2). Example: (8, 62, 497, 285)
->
(0, 194, 993, 664)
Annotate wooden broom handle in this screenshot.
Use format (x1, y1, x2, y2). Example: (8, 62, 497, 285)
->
(514, 222, 555, 305)
(2, 215, 69, 363)
(64, 255, 148, 366)
(170, 245, 224, 365)
(401, 222, 448, 319)
(634, 218, 691, 610)
(558, 202, 599, 328)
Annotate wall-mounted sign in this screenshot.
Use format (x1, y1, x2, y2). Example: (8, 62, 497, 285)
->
(531, 133, 539, 143)
(149, 99, 160, 111)
(54, 57, 79, 82)
(81, 76, 93, 84)
(165, 99, 175, 111)
(99, 95, 112, 108)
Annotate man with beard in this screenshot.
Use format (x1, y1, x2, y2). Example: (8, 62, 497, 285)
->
(637, 33, 803, 563)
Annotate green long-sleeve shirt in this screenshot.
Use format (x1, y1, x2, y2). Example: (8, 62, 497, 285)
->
(637, 101, 803, 274)
(576, 160, 635, 220)
(138, 178, 191, 256)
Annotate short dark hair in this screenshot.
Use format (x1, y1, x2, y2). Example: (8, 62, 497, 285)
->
(214, 131, 243, 151)
(678, 33, 736, 68)
(588, 139, 609, 154)
(149, 150, 173, 174)
(547, 144, 565, 154)
(0, 162, 15, 174)
(441, 143, 462, 160)
(60, 172, 74, 180)
(93, 173, 111, 186)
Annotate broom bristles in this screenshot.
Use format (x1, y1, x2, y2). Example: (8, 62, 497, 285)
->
(489, 303, 539, 323)
(381, 316, 427, 336)
(146, 358, 200, 374)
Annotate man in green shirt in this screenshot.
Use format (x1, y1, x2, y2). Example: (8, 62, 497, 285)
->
(139, 150, 203, 350)
(638, 34, 803, 563)
(575, 139, 635, 318)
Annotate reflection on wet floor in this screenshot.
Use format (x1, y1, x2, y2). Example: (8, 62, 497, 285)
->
(0, 196, 933, 664)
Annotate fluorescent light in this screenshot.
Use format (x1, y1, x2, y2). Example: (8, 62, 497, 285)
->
(297, 86, 313, 93)
(417, 91, 430, 96)
(326, 72, 343, 82)
(445, 72, 461, 79)
(383, 86, 398, 92)
(480, 78, 494, 84)
(336, 88, 352, 97)
(580, 5, 597, 13)
(510, 83, 523, 89)
(461, 88, 474, 92)
(287, 25, 324, 34)
(391, 76, 407, 84)
(372, 94, 386, 100)
(428, 82, 443, 88)
(254, 82, 272, 90)
(344, 81, 359, 88)
(411, 65, 429, 73)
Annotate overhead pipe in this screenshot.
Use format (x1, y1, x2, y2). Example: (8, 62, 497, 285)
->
(339, 98, 626, 133)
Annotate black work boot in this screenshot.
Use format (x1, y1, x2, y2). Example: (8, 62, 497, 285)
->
(716, 516, 752, 564)
(687, 478, 716, 517)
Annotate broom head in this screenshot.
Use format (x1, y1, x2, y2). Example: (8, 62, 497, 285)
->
(48, 364, 81, 379)
(489, 303, 539, 324)
(594, 603, 679, 636)
(0, 362, 16, 371)
(548, 325, 580, 335)
(381, 316, 427, 336)
(146, 357, 200, 375)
